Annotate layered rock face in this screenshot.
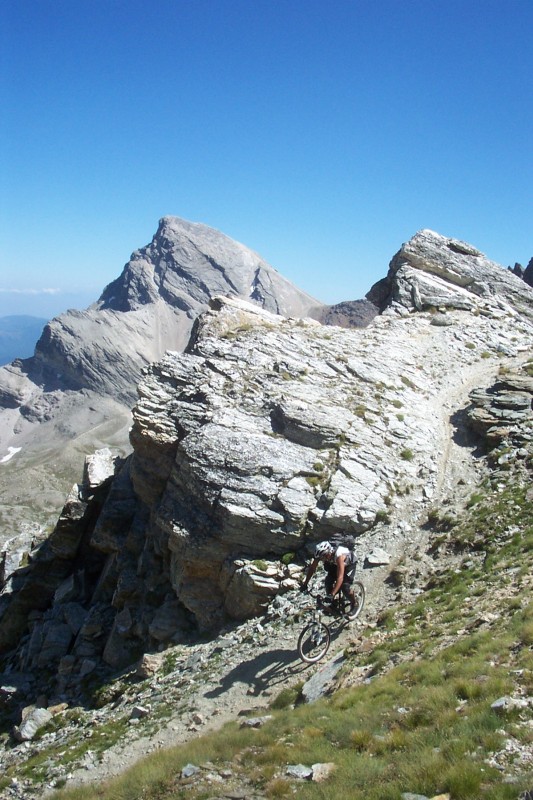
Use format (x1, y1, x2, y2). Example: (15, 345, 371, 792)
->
(1, 229, 531, 682)
(369, 229, 533, 322)
(127, 248, 532, 630)
(0, 218, 322, 540)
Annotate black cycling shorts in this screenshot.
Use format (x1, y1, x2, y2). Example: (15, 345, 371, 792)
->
(324, 560, 356, 594)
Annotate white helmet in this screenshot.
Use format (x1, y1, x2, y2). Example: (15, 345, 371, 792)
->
(315, 541, 334, 559)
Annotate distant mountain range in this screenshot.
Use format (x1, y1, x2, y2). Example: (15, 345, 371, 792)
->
(0, 316, 48, 366)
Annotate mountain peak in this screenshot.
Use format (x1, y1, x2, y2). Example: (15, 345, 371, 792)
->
(0, 217, 322, 406)
(97, 216, 319, 318)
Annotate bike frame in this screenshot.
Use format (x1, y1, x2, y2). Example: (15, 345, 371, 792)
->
(305, 592, 350, 621)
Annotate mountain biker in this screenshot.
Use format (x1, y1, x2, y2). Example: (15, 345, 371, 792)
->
(301, 540, 359, 620)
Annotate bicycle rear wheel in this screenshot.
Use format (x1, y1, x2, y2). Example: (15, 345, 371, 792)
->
(298, 622, 331, 663)
(347, 581, 365, 620)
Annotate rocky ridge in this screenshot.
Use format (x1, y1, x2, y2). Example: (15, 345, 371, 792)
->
(0, 229, 531, 660)
(0, 228, 532, 797)
(0, 365, 532, 799)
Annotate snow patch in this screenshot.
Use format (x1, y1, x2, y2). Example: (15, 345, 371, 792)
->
(0, 447, 22, 464)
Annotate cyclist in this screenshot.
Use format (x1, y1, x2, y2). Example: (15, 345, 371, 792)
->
(301, 540, 359, 620)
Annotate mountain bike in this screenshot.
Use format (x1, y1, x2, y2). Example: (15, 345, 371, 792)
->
(297, 582, 365, 663)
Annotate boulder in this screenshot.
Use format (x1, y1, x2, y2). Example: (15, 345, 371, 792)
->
(84, 448, 117, 491)
(222, 560, 283, 620)
(13, 706, 53, 742)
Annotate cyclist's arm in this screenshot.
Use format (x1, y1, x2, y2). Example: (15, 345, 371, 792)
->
(331, 555, 345, 596)
(302, 557, 319, 588)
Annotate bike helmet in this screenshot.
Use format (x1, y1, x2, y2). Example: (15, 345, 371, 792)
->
(315, 541, 334, 559)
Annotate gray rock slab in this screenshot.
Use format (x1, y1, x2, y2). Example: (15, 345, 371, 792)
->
(301, 651, 345, 703)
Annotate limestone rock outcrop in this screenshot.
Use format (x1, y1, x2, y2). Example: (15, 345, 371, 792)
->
(126, 278, 532, 631)
(369, 229, 533, 322)
(467, 370, 533, 446)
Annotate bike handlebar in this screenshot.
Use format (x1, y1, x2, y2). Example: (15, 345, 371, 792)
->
(301, 588, 335, 606)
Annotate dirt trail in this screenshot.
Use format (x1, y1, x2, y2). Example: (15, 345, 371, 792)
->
(429, 355, 527, 506)
(52, 617, 355, 793)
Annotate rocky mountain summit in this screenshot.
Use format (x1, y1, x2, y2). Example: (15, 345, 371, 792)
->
(0, 218, 323, 541)
(0, 217, 321, 410)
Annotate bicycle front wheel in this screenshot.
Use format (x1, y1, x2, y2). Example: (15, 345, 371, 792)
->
(298, 622, 331, 663)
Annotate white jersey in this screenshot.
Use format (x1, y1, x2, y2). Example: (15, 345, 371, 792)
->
(334, 545, 356, 568)
(335, 545, 350, 559)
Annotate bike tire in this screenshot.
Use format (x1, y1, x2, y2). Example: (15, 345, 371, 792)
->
(298, 622, 331, 663)
(348, 581, 366, 620)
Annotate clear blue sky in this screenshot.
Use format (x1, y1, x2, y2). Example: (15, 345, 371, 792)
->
(1, 0, 532, 319)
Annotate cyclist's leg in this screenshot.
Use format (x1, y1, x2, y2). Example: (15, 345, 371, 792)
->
(341, 562, 356, 595)
(324, 564, 336, 595)
(341, 563, 358, 615)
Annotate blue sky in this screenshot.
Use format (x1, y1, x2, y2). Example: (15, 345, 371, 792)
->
(1, 0, 532, 319)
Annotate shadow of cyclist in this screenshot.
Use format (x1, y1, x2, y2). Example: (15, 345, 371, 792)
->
(204, 647, 309, 699)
